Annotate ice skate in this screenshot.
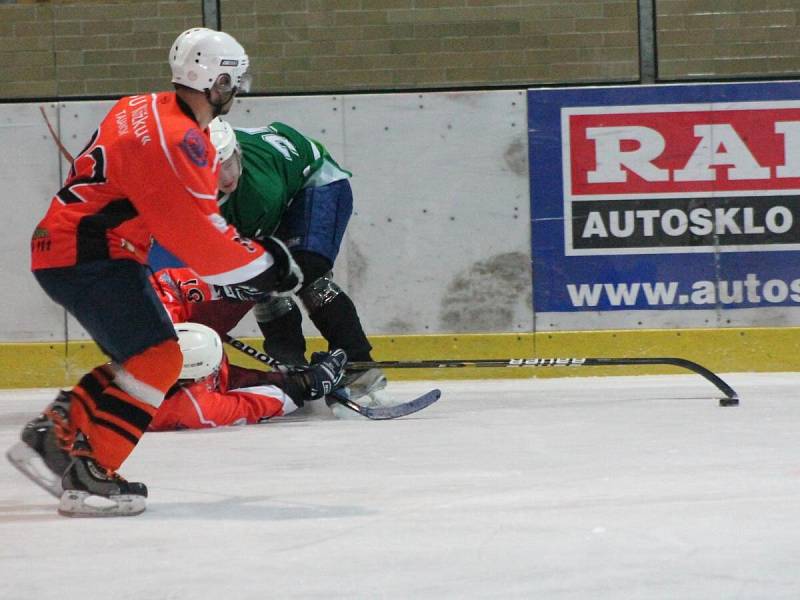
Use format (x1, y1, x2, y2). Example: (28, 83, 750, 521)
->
(343, 368, 388, 398)
(328, 368, 399, 419)
(6, 391, 74, 498)
(58, 435, 147, 518)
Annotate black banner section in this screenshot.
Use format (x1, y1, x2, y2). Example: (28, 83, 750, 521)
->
(570, 195, 800, 252)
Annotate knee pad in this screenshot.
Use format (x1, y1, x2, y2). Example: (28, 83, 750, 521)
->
(293, 250, 333, 284)
(298, 273, 342, 313)
(254, 295, 299, 324)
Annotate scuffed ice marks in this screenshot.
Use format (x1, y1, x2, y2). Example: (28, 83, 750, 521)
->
(440, 252, 531, 331)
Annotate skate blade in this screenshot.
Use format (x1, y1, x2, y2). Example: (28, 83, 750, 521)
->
(58, 490, 146, 517)
(5, 441, 63, 498)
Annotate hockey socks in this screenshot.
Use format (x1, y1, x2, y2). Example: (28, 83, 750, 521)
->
(69, 341, 181, 471)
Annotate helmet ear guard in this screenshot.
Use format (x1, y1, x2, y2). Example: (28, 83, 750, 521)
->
(174, 322, 224, 381)
(169, 28, 251, 94)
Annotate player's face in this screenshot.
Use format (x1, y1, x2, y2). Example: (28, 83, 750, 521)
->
(215, 92, 236, 116)
(209, 72, 250, 115)
(219, 152, 241, 194)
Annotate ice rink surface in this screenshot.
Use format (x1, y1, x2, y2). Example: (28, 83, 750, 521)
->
(1, 372, 800, 599)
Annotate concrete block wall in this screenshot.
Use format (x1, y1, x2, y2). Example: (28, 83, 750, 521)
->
(225, 0, 639, 91)
(4, 1, 799, 99)
(1, 0, 201, 97)
(657, 0, 800, 79)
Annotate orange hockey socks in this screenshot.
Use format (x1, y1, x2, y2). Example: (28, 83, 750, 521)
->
(68, 339, 182, 471)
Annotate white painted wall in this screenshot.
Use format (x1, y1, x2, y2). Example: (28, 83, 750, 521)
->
(0, 90, 533, 342)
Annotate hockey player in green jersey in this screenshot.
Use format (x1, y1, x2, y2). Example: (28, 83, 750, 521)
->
(209, 118, 389, 417)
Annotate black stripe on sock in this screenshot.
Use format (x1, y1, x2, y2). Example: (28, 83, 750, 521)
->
(72, 394, 141, 446)
(94, 386, 153, 433)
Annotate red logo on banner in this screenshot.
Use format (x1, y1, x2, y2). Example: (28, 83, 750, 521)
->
(567, 104, 800, 197)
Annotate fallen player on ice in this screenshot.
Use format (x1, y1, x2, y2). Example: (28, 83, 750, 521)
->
(150, 323, 348, 431)
(150, 266, 393, 419)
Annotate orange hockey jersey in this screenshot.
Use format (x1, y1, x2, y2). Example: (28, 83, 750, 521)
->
(31, 92, 272, 286)
(151, 266, 254, 335)
(149, 357, 299, 431)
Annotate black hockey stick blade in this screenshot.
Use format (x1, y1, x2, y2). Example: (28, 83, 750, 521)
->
(222, 335, 442, 418)
(332, 389, 442, 420)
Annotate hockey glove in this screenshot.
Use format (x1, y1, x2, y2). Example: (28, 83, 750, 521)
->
(258, 236, 303, 296)
(212, 236, 303, 302)
(294, 349, 348, 400)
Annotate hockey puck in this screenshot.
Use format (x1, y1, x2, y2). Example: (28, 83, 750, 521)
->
(719, 397, 739, 407)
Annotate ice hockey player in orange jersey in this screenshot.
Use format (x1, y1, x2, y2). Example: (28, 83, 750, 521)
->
(7, 28, 304, 517)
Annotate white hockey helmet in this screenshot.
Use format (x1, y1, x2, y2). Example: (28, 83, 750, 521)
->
(175, 322, 224, 381)
(209, 117, 239, 162)
(169, 28, 252, 93)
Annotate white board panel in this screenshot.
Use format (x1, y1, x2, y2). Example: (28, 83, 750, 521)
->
(1, 90, 532, 343)
(0, 103, 65, 340)
(218, 91, 533, 337)
(340, 89, 532, 334)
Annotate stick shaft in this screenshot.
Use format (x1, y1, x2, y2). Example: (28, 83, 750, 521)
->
(346, 356, 738, 402)
(39, 106, 74, 163)
(222, 335, 737, 403)
(223, 335, 280, 368)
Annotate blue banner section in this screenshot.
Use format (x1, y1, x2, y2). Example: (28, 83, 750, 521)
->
(528, 81, 800, 313)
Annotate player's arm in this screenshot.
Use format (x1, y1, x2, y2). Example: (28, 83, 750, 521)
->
(120, 134, 295, 299)
(150, 384, 292, 430)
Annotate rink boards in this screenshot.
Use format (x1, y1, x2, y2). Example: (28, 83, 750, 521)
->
(2, 328, 798, 388)
(2, 83, 800, 387)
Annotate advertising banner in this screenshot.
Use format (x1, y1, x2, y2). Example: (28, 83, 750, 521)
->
(528, 81, 800, 327)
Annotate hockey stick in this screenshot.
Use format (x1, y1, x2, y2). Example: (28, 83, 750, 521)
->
(222, 335, 441, 419)
(224, 334, 282, 369)
(39, 106, 74, 163)
(345, 356, 739, 407)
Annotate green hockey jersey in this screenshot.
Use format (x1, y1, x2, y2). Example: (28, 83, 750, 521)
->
(219, 122, 351, 238)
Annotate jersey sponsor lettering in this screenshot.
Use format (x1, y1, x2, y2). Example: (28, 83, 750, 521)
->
(128, 95, 152, 145)
(562, 101, 800, 255)
(31, 227, 51, 253)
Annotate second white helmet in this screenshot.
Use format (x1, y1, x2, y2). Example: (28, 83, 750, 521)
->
(209, 117, 240, 162)
(175, 322, 224, 381)
(169, 28, 251, 93)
